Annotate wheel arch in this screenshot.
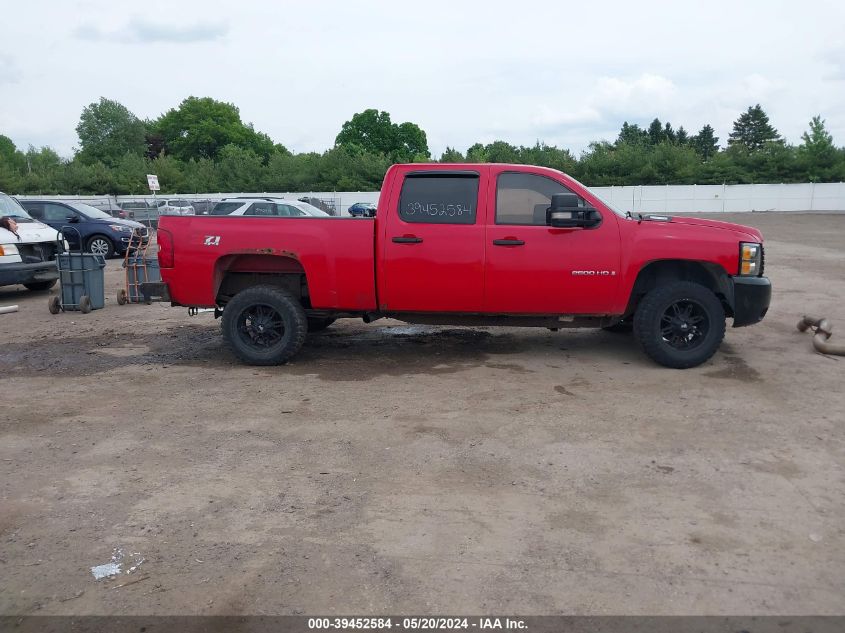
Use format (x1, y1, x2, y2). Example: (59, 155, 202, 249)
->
(213, 253, 311, 307)
(625, 259, 733, 318)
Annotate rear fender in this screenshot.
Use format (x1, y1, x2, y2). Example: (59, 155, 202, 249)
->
(214, 253, 307, 305)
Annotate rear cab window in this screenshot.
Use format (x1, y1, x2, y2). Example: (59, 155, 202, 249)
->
(398, 173, 479, 225)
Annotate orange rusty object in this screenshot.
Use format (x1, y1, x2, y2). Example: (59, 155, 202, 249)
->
(797, 315, 845, 356)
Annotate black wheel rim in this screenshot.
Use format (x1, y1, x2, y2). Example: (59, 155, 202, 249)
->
(660, 298, 710, 350)
(235, 304, 286, 350)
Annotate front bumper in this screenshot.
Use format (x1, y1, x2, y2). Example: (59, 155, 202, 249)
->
(0, 261, 59, 287)
(731, 276, 771, 327)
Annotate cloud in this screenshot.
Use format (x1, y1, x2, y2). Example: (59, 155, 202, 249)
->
(822, 47, 845, 81)
(74, 18, 228, 44)
(0, 54, 21, 85)
(523, 73, 679, 142)
(530, 105, 603, 130)
(594, 73, 678, 117)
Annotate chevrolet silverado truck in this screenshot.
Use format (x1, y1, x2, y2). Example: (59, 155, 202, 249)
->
(150, 164, 771, 369)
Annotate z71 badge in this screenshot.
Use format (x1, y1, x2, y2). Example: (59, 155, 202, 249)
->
(203, 236, 221, 246)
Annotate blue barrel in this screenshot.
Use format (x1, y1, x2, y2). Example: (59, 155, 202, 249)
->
(124, 255, 162, 302)
(58, 253, 106, 310)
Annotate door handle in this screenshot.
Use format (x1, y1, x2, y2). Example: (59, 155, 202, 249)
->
(392, 236, 423, 244)
(493, 239, 525, 246)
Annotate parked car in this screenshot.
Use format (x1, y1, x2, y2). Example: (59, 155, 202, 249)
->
(0, 192, 61, 291)
(156, 199, 195, 216)
(189, 199, 216, 215)
(348, 202, 377, 217)
(119, 201, 161, 226)
(149, 163, 771, 369)
(20, 200, 147, 258)
(298, 196, 336, 215)
(209, 198, 330, 217)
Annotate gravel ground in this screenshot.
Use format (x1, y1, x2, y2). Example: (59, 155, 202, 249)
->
(0, 212, 843, 615)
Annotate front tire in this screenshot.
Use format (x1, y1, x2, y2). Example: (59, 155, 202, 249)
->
(633, 281, 725, 369)
(221, 285, 308, 365)
(25, 280, 58, 291)
(86, 236, 114, 259)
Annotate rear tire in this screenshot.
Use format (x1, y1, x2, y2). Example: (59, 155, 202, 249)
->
(221, 285, 308, 365)
(25, 280, 58, 291)
(633, 281, 725, 369)
(307, 317, 336, 332)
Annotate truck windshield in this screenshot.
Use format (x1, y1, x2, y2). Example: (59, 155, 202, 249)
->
(0, 193, 35, 219)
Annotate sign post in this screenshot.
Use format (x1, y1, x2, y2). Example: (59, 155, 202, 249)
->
(146, 175, 160, 227)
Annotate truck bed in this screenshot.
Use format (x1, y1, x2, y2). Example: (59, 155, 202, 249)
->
(158, 216, 377, 310)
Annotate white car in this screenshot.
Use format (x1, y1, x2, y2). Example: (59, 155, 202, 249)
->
(0, 192, 62, 291)
(208, 198, 331, 217)
(156, 199, 195, 215)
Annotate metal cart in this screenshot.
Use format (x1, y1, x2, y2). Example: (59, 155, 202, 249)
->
(48, 227, 106, 314)
(117, 228, 160, 305)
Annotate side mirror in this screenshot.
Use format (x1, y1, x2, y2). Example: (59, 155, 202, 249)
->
(546, 194, 599, 228)
(66, 215, 79, 223)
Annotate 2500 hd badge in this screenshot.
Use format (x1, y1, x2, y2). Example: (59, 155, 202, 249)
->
(571, 270, 617, 276)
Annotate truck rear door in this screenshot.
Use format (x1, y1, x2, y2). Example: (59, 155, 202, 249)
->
(379, 169, 487, 312)
(484, 168, 621, 314)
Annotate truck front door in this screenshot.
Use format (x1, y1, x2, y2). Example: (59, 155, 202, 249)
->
(380, 170, 487, 312)
(484, 170, 621, 315)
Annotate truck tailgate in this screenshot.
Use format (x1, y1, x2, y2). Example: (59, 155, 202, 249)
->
(159, 216, 377, 310)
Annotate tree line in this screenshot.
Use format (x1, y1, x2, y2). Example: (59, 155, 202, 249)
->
(1, 97, 843, 195)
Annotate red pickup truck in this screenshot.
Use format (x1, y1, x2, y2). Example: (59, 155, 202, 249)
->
(150, 163, 771, 369)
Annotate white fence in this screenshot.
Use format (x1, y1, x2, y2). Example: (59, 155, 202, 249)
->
(592, 182, 845, 214)
(14, 183, 845, 215)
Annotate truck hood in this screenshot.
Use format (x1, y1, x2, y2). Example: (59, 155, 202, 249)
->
(0, 220, 61, 244)
(653, 215, 763, 242)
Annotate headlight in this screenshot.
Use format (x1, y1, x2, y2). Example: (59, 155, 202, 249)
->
(109, 224, 131, 232)
(739, 242, 762, 276)
(0, 244, 20, 256)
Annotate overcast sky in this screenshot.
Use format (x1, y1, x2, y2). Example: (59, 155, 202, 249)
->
(2, 0, 844, 159)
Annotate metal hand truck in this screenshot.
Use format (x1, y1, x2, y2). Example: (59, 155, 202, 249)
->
(117, 227, 160, 305)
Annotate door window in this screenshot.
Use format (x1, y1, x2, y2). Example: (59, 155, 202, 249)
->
(43, 203, 74, 223)
(23, 202, 45, 219)
(496, 172, 580, 225)
(210, 202, 242, 215)
(398, 174, 478, 224)
(245, 202, 275, 216)
(275, 204, 304, 217)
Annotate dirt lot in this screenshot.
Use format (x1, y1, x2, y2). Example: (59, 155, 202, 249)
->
(0, 213, 843, 615)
